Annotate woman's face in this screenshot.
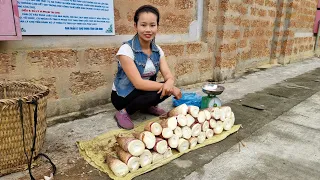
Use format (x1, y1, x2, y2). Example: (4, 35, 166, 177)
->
(135, 12, 158, 43)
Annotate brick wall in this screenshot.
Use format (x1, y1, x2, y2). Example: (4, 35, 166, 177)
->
(0, 0, 318, 118)
(290, 0, 318, 61)
(114, 0, 196, 34)
(270, 0, 317, 64)
(211, 0, 278, 79)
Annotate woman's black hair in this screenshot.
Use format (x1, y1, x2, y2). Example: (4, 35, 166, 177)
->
(134, 5, 160, 25)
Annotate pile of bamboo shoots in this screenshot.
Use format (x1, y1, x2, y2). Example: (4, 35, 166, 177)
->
(106, 104, 236, 177)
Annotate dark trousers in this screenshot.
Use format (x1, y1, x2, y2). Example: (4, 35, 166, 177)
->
(111, 89, 169, 115)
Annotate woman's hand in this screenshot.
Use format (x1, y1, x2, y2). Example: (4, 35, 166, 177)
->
(172, 86, 182, 100)
(158, 79, 174, 99)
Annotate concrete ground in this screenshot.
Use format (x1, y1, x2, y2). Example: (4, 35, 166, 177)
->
(2, 57, 320, 180)
(185, 92, 320, 180)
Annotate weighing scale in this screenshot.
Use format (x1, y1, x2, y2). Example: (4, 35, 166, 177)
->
(200, 84, 225, 109)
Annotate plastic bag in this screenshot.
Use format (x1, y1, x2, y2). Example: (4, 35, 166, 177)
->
(172, 92, 202, 107)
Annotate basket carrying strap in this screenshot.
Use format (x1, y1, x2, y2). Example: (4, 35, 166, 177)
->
(18, 99, 56, 180)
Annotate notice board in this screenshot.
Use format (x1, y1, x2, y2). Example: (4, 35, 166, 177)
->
(17, 0, 115, 35)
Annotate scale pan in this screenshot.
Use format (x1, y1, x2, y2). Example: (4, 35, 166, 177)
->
(202, 84, 225, 95)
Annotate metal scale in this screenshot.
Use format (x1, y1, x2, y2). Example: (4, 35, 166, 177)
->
(200, 84, 225, 109)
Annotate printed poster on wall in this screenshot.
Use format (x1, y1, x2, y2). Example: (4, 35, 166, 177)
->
(17, 0, 115, 35)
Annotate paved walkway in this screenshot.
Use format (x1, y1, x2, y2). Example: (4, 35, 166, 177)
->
(185, 92, 320, 180)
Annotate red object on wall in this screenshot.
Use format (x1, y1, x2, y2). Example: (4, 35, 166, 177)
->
(0, 0, 22, 41)
(314, 10, 320, 33)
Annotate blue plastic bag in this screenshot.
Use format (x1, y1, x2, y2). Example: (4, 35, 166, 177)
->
(172, 92, 202, 107)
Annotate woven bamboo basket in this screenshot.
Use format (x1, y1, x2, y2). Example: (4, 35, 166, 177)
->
(0, 81, 49, 176)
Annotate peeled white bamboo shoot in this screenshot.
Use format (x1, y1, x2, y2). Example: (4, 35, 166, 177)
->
(160, 117, 177, 130)
(139, 149, 152, 167)
(214, 121, 224, 134)
(168, 134, 179, 148)
(203, 110, 211, 120)
(231, 111, 235, 121)
(133, 131, 156, 150)
(188, 106, 199, 118)
(186, 114, 195, 127)
(152, 151, 164, 163)
(106, 154, 129, 177)
(190, 123, 201, 137)
(220, 109, 226, 121)
(168, 104, 188, 117)
(174, 126, 183, 138)
(197, 111, 206, 123)
(161, 128, 174, 139)
(188, 137, 198, 149)
(177, 138, 190, 153)
(211, 107, 221, 120)
(181, 126, 192, 139)
(144, 122, 162, 136)
(221, 106, 232, 118)
(201, 121, 210, 132)
(205, 129, 214, 139)
(209, 119, 217, 129)
(116, 137, 145, 156)
(177, 114, 187, 127)
(197, 132, 206, 144)
(163, 147, 173, 158)
(153, 138, 168, 154)
(114, 146, 140, 172)
(223, 112, 235, 131)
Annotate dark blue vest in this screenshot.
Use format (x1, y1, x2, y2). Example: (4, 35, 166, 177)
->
(114, 35, 161, 97)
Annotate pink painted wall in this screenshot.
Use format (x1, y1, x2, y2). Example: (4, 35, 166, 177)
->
(0, 0, 22, 40)
(314, 10, 320, 33)
(0, 0, 16, 35)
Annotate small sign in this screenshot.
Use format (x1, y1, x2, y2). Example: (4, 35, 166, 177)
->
(17, 0, 115, 35)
